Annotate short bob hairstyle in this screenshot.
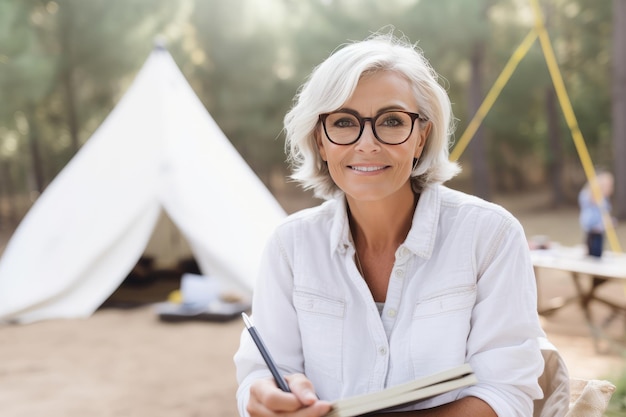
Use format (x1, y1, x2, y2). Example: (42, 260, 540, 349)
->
(284, 31, 461, 200)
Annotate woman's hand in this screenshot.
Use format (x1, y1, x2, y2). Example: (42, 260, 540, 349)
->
(247, 374, 332, 417)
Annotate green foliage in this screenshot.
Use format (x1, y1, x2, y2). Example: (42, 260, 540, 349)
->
(606, 365, 626, 416)
(0, 0, 181, 188)
(0, 0, 617, 199)
(181, 0, 297, 173)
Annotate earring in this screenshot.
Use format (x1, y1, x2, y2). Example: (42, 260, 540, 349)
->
(412, 157, 419, 171)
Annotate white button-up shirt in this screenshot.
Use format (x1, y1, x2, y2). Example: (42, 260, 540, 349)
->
(234, 184, 545, 416)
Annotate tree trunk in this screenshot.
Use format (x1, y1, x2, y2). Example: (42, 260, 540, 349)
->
(59, 6, 80, 153)
(546, 87, 564, 206)
(0, 160, 6, 229)
(27, 111, 45, 194)
(544, 0, 565, 207)
(0, 160, 18, 227)
(469, 40, 491, 201)
(613, 0, 626, 219)
(63, 68, 80, 153)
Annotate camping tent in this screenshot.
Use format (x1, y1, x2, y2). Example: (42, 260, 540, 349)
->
(0, 45, 286, 324)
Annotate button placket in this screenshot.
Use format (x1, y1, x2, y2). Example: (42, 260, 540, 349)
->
(381, 245, 413, 337)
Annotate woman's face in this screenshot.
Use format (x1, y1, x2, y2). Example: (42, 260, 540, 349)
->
(316, 71, 430, 203)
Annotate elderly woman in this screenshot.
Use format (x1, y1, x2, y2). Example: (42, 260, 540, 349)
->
(234, 32, 545, 417)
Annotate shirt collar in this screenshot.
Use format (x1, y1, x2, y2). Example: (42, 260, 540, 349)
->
(329, 196, 352, 256)
(404, 184, 440, 259)
(329, 184, 442, 260)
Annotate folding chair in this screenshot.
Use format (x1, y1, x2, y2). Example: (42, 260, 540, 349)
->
(533, 338, 616, 417)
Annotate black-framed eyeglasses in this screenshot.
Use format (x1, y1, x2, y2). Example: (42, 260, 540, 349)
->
(319, 110, 428, 145)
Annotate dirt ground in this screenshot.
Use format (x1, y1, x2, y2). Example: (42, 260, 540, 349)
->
(1, 190, 625, 417)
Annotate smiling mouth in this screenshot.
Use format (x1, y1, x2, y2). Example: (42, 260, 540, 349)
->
(349, 165, 387, 172)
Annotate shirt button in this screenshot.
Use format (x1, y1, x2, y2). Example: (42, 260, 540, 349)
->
(387, 309, 397, 318)
(378, 347, 387, 356)
(395, 269, 405, 278)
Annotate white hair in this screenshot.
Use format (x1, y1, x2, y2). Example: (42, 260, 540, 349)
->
(284, 31, 461, 200)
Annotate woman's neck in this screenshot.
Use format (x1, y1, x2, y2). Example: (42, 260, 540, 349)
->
(347, 187, 418, 251)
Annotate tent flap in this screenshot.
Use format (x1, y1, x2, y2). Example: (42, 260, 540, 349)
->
(0, 47, 286, 323)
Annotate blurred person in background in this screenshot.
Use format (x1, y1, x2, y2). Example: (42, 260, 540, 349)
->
(578, 170, 615, 257)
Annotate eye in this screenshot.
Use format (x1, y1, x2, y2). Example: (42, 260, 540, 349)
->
(336, 119, 355, 128)
(329, 114, 359, 128)
(377, 112, 406, 128)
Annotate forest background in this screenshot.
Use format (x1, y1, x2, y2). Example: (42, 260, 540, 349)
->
(1, 0, 625, 224)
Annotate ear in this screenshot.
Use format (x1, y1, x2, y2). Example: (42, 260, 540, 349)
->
(415, 121, 431, 157)
(316, 129, 328, 161)
(418, 121, 431, 148)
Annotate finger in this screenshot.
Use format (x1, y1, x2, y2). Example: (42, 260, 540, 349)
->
(299, 400, 333, 417)
(247, 398, 332, 417)
(285, 374, 321, 406)
(249, 378, 303, 414)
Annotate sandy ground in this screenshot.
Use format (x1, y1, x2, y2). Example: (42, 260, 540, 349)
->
(1, 190, 626, 417)
(0, 306, 242, 417)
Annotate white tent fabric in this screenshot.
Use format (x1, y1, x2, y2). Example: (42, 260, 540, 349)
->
(0, 46, 286, 323)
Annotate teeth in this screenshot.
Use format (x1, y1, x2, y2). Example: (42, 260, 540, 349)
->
(351, 166, 385, 172)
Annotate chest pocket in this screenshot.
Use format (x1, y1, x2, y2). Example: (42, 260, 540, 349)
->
(294, 290, 345, 382)
(410, 285, 476, 375)
(413, 285, 476, 319)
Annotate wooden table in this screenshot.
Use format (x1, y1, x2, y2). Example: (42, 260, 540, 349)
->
(531, 245, 626, 352)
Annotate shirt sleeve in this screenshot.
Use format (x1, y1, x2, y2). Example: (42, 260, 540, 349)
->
(233, 226, 304, 417)
(460, 212, 546, 417)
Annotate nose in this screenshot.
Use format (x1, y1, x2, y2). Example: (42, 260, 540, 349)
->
(355, 120, 380, 151)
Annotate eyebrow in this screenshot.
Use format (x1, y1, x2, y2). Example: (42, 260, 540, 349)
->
(335, 105, 411, 115)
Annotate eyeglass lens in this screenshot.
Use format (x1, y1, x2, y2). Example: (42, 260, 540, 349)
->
(323, 111, 415, 145)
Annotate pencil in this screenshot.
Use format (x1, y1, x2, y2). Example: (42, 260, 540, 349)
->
(241, 312, 291, 392)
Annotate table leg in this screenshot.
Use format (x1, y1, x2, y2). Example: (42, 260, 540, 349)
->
(571, 273, 625, 353)
(535, 267, 579, 316)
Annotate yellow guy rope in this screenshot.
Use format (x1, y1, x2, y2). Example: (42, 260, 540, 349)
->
(449, 0, 621, 252)
(449, 29, 538, 161)
(529, 0, 622, 253)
